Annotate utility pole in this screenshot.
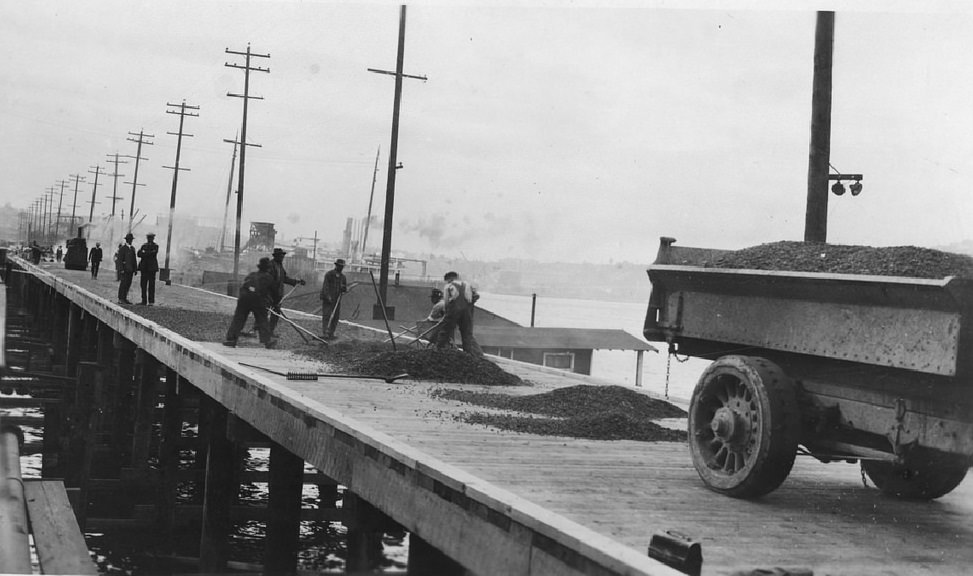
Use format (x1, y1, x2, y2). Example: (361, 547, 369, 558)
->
(368, 4, 427, 320)
(219, 133, 239, 253)
(224, 44, 269, 288)
(54, 179, 69, 240)
(360, 146, 381, 262)
(162, 100, 199, 285)
(43, 186, 55, 242)
(805, 11, 835, 243)
(105, 153, 128, 218)
(124, 129, 154, 233)
(68, 173, 86, 234)
(87, 166, 104, 223)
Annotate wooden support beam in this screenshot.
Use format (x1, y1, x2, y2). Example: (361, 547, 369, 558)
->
(408, 533, 467, 576)
(158, 367, 182, 557)
(199, 396, 237, 572)
(110, 336, 136, 470)
(345, 492, 397, 574)
(131, 352, 159, 470)
(65, 303, 84, 377)
(23, 480, 97, 575)
(264, 444, 305, 573)
(51, 296, 68, 366)
(67, 362, 100, 532)
(81, 311, 99, 363)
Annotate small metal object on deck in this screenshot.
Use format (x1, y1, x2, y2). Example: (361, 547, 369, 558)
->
(648, 530, 702, 576)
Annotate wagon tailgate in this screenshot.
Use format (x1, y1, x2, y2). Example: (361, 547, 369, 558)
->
(645, 265, 973, 378)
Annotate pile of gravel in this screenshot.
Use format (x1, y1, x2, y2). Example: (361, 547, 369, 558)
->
(436, 384, 687, 442)
(298, 344, 524, 385)
(708, 241, 973, 279)
(355, 349, 524, 385)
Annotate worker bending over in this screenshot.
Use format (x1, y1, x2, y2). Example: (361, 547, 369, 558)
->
(436, 271, 482, 356)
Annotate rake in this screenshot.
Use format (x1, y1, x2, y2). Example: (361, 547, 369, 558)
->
(239, 362, 409, 384)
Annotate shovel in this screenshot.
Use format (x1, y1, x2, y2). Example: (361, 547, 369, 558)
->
(265, 307, 329, 345)
(239, 362, 409, 384)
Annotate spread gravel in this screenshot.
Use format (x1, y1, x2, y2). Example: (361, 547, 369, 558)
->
(436, 385, 687, 442)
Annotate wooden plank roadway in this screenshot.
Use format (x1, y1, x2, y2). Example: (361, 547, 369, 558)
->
(13, 260, 973, 575)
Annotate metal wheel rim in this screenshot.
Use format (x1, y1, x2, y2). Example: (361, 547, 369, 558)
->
(692, 371, 761, 476)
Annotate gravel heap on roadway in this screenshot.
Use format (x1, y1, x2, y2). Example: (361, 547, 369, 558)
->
(708, 241, 973, 279)
(299, 344, 524, 386)
(435, 385, 687, 442)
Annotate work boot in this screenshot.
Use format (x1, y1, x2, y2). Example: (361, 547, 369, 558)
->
(222, 340, 237, 348)
(264, 338, 278, 350)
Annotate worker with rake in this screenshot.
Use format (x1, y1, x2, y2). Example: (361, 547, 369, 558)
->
(268, 247, 305, 332)
(319, 258, 348, 340)
(223, 257, 279, 349)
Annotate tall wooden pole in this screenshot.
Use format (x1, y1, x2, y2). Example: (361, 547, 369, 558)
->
(225, 45, 269, 284)
(163, 101, 199, 281)
(378, 5, 408, 311)
(804, 11, 835, 243)
(361, 146, 380, 261)
(219, 134, 238, 253)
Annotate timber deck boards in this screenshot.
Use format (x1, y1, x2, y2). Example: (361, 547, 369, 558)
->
(206, 344, 973, 576)
(22, 263, 973, 575)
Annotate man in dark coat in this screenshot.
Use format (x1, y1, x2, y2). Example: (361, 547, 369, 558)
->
(116, 233, 138, 305)
(30, 241, 42, 265)
(223, 257, 279, 349)
(137, 232, 160, 305)
(319, 258, 348, 339)
(88, 242, 103, 279)
(267, 247, 305, 332)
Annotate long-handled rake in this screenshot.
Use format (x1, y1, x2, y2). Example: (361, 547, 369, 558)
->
(239, 362, 409, 383)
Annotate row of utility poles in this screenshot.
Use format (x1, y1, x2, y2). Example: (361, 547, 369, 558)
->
(22, 4, 418, 306)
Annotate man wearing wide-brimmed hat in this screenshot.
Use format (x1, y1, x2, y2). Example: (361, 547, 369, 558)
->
(116, 232, 138, 305)
(267, 247, 305, 331)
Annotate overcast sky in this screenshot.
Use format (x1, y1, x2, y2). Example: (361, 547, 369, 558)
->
(3, 0, 973, 263)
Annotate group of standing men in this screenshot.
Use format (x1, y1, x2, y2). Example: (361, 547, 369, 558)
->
(115, 232, 160, 306)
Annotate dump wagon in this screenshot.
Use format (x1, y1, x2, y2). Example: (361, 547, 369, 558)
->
(644, 237, 973, 499)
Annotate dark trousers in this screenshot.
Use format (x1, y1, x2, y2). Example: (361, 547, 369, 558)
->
(140, 271, 157, 304)
(118, 272, 134, 301)
(90, 261, 101, 278)
(225, 296, 272, 344)
(269, 302, 282, 332)
(436, 305, 482, 356)
(321, 301, 341, 337)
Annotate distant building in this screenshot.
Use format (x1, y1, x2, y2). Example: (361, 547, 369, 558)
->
(475, 326, 657, 384)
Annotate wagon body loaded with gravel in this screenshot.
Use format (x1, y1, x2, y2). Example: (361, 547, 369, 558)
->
(643, 237, 973, 499)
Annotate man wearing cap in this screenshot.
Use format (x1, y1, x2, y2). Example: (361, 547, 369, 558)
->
(436, 271, 483, 356)
(136, 232, 160, 305)
(116, 232, 138, 305)
(319, 258, 348, 339)
(267, 247, 305, 331)
(223, 257, 279, 349)
(423, 287, 447, 345)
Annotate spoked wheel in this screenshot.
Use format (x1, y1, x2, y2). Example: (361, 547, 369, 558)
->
(688, 355, 801, 498)
(862, 451, 969, 500)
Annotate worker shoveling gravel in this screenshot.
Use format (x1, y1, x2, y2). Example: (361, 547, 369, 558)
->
(435, 385, 687, 442)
